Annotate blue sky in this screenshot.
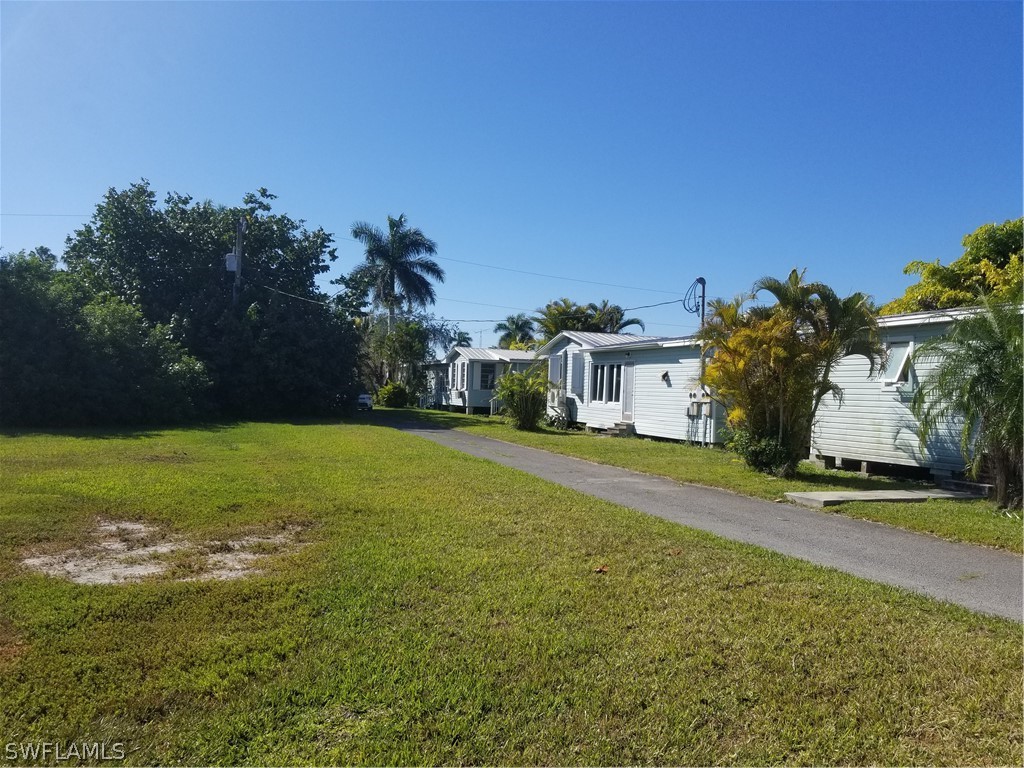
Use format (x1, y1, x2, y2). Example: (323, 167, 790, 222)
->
(2, 1, 1020, 345)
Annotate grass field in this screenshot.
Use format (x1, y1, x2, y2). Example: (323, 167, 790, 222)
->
(398, 409, 1023, 552)
(1, 422, 1021, 765)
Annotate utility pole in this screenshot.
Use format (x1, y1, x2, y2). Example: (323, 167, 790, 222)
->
(231, 216, 247, 307)
(683, 276, 706, 328)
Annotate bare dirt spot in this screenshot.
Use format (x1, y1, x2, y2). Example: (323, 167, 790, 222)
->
(0, 617, 28, 667)
(22, 520, 308, 585)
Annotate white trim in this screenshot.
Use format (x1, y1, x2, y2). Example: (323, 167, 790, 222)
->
(880, 340, 915, 389)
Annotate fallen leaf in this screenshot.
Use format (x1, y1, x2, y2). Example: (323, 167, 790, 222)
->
(593, 565, 609, 574)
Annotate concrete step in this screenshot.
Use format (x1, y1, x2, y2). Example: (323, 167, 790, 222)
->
(785, 488, 987, 509)
(940, 479, 994, 497)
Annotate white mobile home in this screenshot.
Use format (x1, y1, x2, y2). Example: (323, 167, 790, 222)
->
(810, 309, 968, 478)
(442, 347, 537, 414)
(538, 332, 725, 444)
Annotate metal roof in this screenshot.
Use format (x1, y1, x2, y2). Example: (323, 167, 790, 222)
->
(590, 334, 700, 352)
(875, 307, 985, 328)
(443, 347, 538, 363)
(535, 331, 666, 356)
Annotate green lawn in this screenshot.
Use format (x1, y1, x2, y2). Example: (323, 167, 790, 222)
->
(397, 409, 1023, 552)
(1, 422, 1021, 765)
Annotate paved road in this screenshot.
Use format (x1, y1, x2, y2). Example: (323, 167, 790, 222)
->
(392, 421, 1023, 622)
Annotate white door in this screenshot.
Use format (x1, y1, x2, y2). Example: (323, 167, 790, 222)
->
(621, 362, 635, 422)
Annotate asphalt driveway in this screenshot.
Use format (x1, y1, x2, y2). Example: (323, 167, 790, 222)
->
(392, 420, 1023, 622)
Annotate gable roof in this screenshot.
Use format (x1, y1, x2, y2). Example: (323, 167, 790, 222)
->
(875, 307, 985, 329)
(588, 334, 701, 352)
(535, 331, 664, 356)
(443, 347, 537, 364)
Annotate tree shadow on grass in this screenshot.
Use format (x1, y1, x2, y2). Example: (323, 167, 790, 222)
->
(368, 408, 493, 431)
(791, 466, 930, 492)
(0, 420, 242, 440)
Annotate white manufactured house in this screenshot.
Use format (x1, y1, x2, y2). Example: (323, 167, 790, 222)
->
(441, 347, 537, 414)
(810, 309, 968, 479)
(537, 331, 725, 444)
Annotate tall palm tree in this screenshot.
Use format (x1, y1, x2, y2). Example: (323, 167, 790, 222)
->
(588, 300, 645, 334)
(453, 331, 473, 347)
(494, 313, 536, 349)
(350, 214, 444, 333)
(912, 295, 1023, 508)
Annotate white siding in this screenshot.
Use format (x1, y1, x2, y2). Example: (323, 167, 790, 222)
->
(587, 346, 724, 443)
(629, 347, 709, 442)
(811, 322, 965, 473)
(543, 339, 579, 421)
(576, 352, 623, 428)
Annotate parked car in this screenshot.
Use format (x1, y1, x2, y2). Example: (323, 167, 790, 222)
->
(357, 394, 373, 411)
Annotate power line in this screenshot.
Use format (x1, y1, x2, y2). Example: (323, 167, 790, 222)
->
(6, 212, 689, 302)
(622, 298, 685, 311)
(257, 285, 701, 333)
(431, 255, 687, 296)
(0, 212, 90, 217)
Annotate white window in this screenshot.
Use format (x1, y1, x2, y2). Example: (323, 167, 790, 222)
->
(459, 361, 467, 390)
(480, 363, 496, 390)
(549, 353, 563, 385)
(590, 363, 622, 403)
(881, 341, 915, 388)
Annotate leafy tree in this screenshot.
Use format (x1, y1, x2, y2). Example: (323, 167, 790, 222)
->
(0, 249, 209, 426)
(61, 181, 359, 420)
(78, 297, 211, 424)
(494, 313, 536, 348)
(881, 219, 1023, 315)
(493, 364, 548, 430)
(1, 249, 92, 425)
(349, 214, 444, 332)
(356, 311, 457, 395)
(911, 295, 1023, 508)
(588, 300, 645, 333)
(375, 381, 413, 408)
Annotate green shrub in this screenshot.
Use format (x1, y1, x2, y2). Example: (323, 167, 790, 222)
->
(375, 382, 411, 408)
(494, 365, 548, 430)
(727, 428, 797, 477)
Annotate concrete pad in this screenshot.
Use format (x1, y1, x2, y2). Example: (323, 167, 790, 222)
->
(785, 489, 985, 508)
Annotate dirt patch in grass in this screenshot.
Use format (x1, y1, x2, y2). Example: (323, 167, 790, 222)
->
(0, 617, 27, 668)
(21, 519, 308, 584)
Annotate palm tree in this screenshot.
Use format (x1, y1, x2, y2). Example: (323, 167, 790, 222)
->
(754, 269, 884, 424)
(533, 298, 592, 341)
(350, 214, 444, 332)
(911, 295, 1023, 508)
(588, 300, 645, 334)
(494, 313, 536, 349)
(453, 331, 473, 347)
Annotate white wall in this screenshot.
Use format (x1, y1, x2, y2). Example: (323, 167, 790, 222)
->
(811, 323, 965, 473)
